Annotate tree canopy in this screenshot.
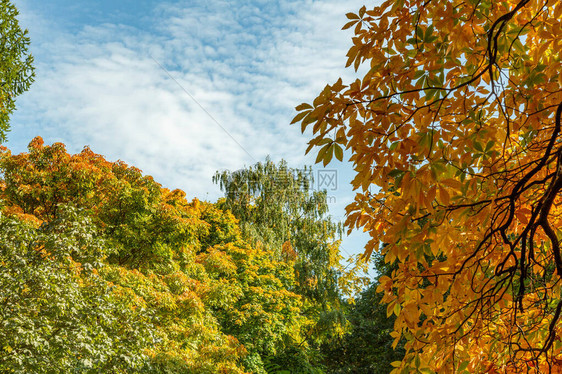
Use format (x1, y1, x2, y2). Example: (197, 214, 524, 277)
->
(214, 159, 369, 371)
(0, 138, 318, 373)
(0, 0, 34, 142)
(321, 253, 405, 374)
(214, 159, 348, 303)
(296, 0, 562, 372)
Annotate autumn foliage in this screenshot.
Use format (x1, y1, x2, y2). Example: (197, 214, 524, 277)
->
(0, 138, 315, 373)
(296, 0, 562, 372)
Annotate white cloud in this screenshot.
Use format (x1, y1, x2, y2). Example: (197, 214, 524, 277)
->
(9, 0, 375, 260)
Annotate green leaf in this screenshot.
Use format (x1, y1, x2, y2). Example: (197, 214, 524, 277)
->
(334, 144, 344, 161)
(323, 144, 334, 166)
(416, 26, 424, 40)
(424, 24, 434, 42)
(473, 141, 483, 152)
(389, 169, 405, 178)
(413, 70, 425, 79)
(458, 361, 469, 372)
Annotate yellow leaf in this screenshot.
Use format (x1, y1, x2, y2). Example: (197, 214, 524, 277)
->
(438, 186, 450, 205)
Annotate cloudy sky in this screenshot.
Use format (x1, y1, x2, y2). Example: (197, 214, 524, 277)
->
(9, 0, 374, 267)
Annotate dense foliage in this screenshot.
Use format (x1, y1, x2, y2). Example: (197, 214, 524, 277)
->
(0, 136, 404, 373)
(0, 139, 317, 373)
(0, 0, 35, 142)
(296, 0, 562, 372)
(214, 160, 343, 303)
(214, 160, 370, 371)
(321, 255, 404, 374)
(0, 1, 460, 372)
(0, 207, 155, 373)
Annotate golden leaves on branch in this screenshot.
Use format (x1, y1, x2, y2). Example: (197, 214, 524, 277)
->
(294, 0, 562, 371)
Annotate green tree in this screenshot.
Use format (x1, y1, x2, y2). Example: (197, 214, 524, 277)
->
(0, 0, 35, 142)
(321, 253, 405, 374)
(214, 159, 368, 372)
(197, 241, 307, 373)
(0, 207, 155, 373)
(0, 139, 249, 373)
(214, 159, 344, 304)
(1, 138, 317, 373)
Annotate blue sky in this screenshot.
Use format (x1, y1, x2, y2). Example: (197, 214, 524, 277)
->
(9, 0, 374, 271)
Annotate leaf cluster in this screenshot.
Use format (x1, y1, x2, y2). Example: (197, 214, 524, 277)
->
(295, 0, 562, 372)
(0, 138, 319, 373)
(0, 0, 34, 142)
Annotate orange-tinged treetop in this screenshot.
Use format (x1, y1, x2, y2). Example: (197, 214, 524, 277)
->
(0, 137, 310, 373)
(295, 0, 562, 372)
